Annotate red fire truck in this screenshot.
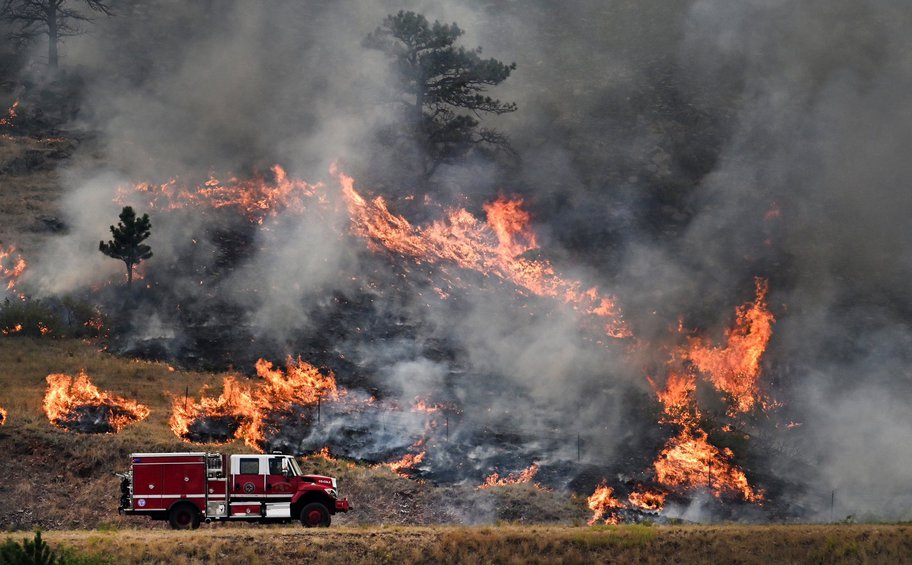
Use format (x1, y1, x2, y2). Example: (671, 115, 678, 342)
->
(118, 452, 350, 529)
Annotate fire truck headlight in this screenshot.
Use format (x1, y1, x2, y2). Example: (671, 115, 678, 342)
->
(325, 488, 337, 498)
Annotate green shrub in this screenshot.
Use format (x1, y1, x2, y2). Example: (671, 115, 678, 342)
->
(0, 531, 112, 565)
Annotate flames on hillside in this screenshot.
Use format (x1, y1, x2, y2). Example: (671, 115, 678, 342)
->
(170, 356, 342, 448)
(336, 168, 630, 339)
(588, 280, 773, 523)
(67, 164, 780, 519)
(479, 463, 540, 489)
(0, 100, 18, 128)
(115, 165, 323, 224)
(43, 372, 150, 433)
(0, 406, 7, 426)
(0, 245, 27, 294)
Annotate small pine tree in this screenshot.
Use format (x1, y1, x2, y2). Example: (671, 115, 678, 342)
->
(0, 530, 60, 564)
(99, 206, 152, 288)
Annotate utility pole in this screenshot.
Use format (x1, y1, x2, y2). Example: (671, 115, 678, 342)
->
(577, 433, 581, 463)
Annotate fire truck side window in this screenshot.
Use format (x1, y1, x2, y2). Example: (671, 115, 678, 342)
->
(268, 457, 283, 475)
(238, 458, 259, 475)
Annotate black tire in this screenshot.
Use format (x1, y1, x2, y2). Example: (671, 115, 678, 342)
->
(299, 502, 331, 528)
(168, 503, 201, 530)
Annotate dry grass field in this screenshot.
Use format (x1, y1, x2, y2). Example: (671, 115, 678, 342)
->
(3, 524, 911, 564)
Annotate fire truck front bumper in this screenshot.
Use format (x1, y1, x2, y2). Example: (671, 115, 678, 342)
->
(335, 499, 351, 512)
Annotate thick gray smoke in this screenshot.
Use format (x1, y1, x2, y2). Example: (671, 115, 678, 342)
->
(14, 0, 912, 520)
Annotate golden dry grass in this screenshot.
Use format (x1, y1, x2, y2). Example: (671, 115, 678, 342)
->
(2, 524, 910, 565)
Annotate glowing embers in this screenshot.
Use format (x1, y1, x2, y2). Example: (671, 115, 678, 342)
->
(171, 356, 341, 449)
(336, 169, 629, 339)
(115, 165, 323, 224)
(43, 372, 150, 433)
(0, 100, 18, 127)
(0, 245, 27, 293)
(479, 463, 540, 489)
(587, 483, 625, 525)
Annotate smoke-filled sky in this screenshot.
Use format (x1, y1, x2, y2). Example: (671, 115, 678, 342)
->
(13, 0, 912, 520)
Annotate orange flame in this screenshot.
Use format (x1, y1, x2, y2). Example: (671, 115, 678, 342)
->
(1, 323, 23, 336)
(587, 483, 625, 525)
(644, 280, 772, 502)
(653, 424, 762, 502)
(627, 488, 667, 512)
(0, 406, 6, 426)
(0, 245, 27, 292)
(682, 278, 774, 414)
(43, 372, 150, 432)
(0, 100, 18, 127)
(116, 165, 322, 224)
(335, 168, 630, 339)
(169, 376, 257, 441)
(386, 450, 427, 475)
(478, 463, 540, 489)
(170, 357, 340, 449)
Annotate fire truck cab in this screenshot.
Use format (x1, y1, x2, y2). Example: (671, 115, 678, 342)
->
(118, 452, 350, 529)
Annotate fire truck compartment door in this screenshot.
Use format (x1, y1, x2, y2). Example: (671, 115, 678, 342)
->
(265, 502, 291, 518)
(164, 463, 205, 498)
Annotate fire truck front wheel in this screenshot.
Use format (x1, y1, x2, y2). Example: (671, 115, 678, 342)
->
(299, 503, 331, 528)
(168, 503, 201, 530)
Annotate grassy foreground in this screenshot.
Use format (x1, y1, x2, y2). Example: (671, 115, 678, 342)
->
(2, 524, 910, 564)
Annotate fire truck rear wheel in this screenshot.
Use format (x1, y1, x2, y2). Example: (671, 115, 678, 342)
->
(299, 503, 331, 528)
(168, 503, 201, 530)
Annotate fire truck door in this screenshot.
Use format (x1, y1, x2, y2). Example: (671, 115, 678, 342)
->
(176, 463, 204, 497)
(266, 456, 294, 497)
(233, 457, 266, 497)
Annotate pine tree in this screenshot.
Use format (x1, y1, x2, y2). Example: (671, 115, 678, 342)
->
(99, 206, 152, 288)
(365, 10, 517, 175)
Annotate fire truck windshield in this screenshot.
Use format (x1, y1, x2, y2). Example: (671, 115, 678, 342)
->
(288, 457, 303, 477)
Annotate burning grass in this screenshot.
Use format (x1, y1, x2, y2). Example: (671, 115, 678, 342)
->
(170, 356, 342, 449)
(43, 371, 150, 433)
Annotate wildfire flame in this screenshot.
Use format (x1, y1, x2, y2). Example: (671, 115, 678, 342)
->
(336, 168, 630, 338)
(479, 463, 540, 489)
(0, 100, 18, 127)
(386, 449, 427, 475)
(587, 483, 625, 525)
(116, 165, 322, 224)
(43, 372, 150, 433)
(627, 488, 667, 512)
(653, 424, 762, 502)
(170, 356, 341, 449)
(0, 245, 27, 292)
(644, 279, 773, 503)
(0, 406, 7, 426)
(1, 323, 23, 336)
(682, 278, 775, 414)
